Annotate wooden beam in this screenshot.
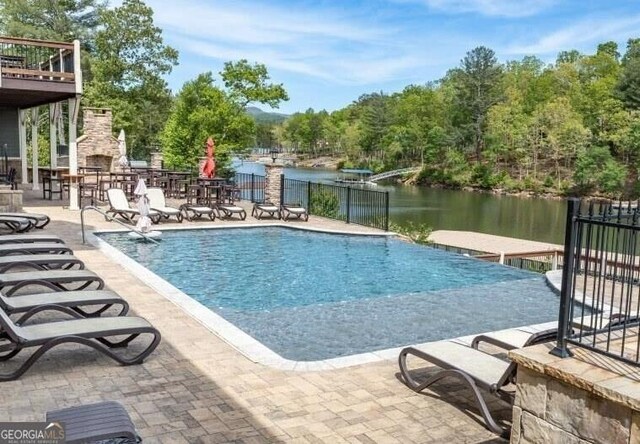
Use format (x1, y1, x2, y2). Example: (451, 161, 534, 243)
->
(2, 67, 75, 80)
(0, 36, 74, 50)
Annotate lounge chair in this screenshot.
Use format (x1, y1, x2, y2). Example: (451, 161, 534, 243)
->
(0, 243, 72, 256)
(147, 187, 183, 222)
(106, 188, 160, 224)
(0, 270, 105, 294)
(252, 201, 280, 219)
(216, 202, 247, 220)
(0, 216, 33, 233)
(46, 401, 140, 444)
(1, 289, 128, 321)
(0, 307, 160, 381)
(0, 234, 64, 244)
(0, 254, 84, 273)
(0, 212, 50, 229)
(398, 329, 556, 438)
(280, 203, 309, 221)
(179, 202, 216, 221)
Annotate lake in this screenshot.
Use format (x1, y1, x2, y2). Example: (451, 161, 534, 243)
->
(234, 160, 567, 244)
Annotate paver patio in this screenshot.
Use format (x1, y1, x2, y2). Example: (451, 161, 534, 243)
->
(0, 193, 509, 443)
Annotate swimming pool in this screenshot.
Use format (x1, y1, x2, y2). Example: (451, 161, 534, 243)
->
(97, 227, 561, 361)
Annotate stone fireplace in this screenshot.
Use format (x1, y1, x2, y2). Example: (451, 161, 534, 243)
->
(76, 108, 120, 172)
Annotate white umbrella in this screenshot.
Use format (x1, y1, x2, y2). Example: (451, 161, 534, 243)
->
(134, 178, 152, 233)
(117, 129, 128, 168)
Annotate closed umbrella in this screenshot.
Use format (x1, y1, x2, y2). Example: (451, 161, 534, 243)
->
(134, 178, 152, 233)
(201, 137, 216, 178)
(117, 129, 128, 169)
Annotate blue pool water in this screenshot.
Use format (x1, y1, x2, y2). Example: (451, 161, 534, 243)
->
(98, 227, 561, 360)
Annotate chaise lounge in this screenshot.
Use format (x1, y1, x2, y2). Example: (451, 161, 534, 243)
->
(0, 212, 50, 229)
(280, 203, 309, 221)
(0, 307, 161, 381)
(0, 216, 33, 233)
(398, 329, 556, 438)
(0, 270, 105, 294)
(147, 187, 183, 222)
(0, 289, 129, 321)
(252, 201, 280, 219)
(0, 254, 84, 273)
(0, 242, 73, 256)
(0, 234, 64, 244)
(106, 188, 161, 224)
(216, 202, 247, 220)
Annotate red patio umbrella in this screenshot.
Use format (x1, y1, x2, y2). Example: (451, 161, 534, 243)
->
(202, 137, 216, 178)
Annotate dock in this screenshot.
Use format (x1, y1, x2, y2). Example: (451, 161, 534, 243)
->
(430, 230, 562, 255)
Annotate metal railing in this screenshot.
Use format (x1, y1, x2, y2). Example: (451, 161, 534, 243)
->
(233, 172, 390, 231)
(553, 198, 640, 365)
(235, 172, 266, 203)
(0, 36, 75, 82)
(281, 177, 389, 231)
(80, 206, 160, 244)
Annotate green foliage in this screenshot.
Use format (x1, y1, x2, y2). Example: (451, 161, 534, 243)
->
(309, 189, 340, 219)
(574, 146, 627, 195)
(390, 222, 432, 245)
(83, 0, 178, 159)
(160, 73, 254, 171)
(221, 60, 289, 109)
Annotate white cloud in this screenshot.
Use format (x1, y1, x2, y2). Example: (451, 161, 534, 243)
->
(401, 0, 556, 18)
(146, 0, 437, 85)
(506, 14, 640, 55)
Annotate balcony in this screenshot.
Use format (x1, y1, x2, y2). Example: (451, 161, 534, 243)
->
(0, 36, 81, 108)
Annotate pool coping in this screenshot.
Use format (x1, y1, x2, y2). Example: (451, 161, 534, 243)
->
(88, 224, 572, 371)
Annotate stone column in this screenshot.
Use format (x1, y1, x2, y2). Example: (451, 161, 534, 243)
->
(150, 152, 163, 169)
(264, 163, 283, 206)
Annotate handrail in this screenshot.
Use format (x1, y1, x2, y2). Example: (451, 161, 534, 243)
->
(80, 205, 160, 245)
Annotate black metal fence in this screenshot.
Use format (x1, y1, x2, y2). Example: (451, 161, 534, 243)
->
(281, 177, 389, 231)
(234, 172, 390, 231)
(553, 199, 640, 366)
(234, 172, 266, 203)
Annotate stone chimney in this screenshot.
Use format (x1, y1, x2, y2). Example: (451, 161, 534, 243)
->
(76, 107, 121, 172)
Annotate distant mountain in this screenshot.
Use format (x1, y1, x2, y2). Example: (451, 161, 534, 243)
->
(246, 106, 289, 123)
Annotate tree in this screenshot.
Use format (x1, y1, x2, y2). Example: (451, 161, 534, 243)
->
(0, 0, 103, 45)
(618, 39, 640, 110)
(221, 60, 289, 109)
(161, 73, 254, 172)
(84, 0, 178, 159)
(454, 46, 504, 161)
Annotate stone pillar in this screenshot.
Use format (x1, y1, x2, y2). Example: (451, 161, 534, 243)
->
(0, 185, 22, 212)
(150, 151, 163, 169)
(264, 163, 283, 206)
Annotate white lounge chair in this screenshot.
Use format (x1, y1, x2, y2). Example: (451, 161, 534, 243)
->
(106, 188, 160, 224)
(147, 188, 183, 222)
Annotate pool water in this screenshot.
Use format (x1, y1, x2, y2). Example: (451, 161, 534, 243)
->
(98, 227, 561, 361)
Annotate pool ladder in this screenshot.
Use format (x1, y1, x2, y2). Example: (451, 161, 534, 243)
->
(80, 205, 160, 245)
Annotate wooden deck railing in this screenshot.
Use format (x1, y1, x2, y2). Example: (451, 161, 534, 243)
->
(0, 36, 75, 83)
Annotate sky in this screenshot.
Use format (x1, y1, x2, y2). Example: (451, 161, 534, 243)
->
(140, 0, 640, 114)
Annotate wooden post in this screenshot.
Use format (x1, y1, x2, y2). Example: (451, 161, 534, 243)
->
(18, 110, 28, 184)
(68, 97, 79, 210)
(31, 107, 40, 190)
(49, 103, 58, 169)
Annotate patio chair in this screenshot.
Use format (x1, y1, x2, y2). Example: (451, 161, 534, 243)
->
(398, 329, 556, 438)
(0, 242, 72, 256)
(46, 401, 141, 444)
(280, 203, 309, 221)
(0, 215, 33, 233)
(106, 188, 160, 225)
(0, 253, 84, 273)
(0, 270, 105, 294)
(0, 234, 64, 244)
(147, 187, 183, 222)
(0, 289, 128, 321)
(179, 202, 216, 222)
(0, 212, 50, 229)
(0, 307, 161, 381)
(216, 202, 247, 220)
(252, 201, 281, 220)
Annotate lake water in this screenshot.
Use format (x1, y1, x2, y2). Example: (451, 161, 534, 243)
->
(234, 160, 567, 244)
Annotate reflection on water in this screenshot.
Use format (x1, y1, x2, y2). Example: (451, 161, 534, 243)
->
(234, 160, 567, 244)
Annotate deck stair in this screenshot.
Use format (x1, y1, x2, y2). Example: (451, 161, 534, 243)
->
(369, 167, 421, 182)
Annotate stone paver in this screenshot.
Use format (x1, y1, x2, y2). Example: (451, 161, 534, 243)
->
(430, 230, 561, 254)
(0, 193, 509, 443)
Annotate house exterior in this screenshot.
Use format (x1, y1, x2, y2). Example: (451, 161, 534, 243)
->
(0, 36, 82, 209)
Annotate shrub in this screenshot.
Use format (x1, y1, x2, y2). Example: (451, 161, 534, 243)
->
(390, 222, 432, 245)
(309, 189, 341, 219)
